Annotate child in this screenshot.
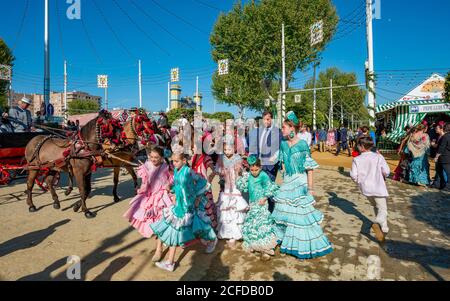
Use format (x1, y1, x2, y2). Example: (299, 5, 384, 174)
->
(272, 112, 333, 259)
(236, 155, 279, 260)
(123, 146, 172, 238)
(150, 152, 217, 272)
(191, 134, 218, 229)
(214, 143, 248, 248)
(350, 136, 390, 243)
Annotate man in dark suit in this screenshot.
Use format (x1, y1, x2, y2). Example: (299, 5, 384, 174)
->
(336, 124, 351, 156)
(436, 122, 450, 192)
(249, 111, 282, 181)
(248, 111, 282, 212)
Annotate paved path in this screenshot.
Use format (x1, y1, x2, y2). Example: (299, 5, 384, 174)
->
(0, 162, 448, 281)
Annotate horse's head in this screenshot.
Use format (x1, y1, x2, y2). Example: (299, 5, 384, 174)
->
(95, 111, 124, 150)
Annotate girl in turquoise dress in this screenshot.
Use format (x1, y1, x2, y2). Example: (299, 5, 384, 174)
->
(150, 153, 217, 272)
(236, 156, 279, 260)
(272, 111, 333, 259)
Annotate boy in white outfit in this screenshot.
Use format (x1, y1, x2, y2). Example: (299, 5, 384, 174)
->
(350, 136, 390, 243)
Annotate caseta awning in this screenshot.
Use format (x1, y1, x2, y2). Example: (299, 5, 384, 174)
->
(379, 99, 449, 144)
(375, 99, 445, 114)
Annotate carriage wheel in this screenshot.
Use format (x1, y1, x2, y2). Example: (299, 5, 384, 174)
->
(0, 169, 11, 185)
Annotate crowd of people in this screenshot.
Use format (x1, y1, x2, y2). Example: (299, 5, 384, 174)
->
(2, 102, 448, 272)
(122, 110, 400, 272)
(393, 121, 450, 192)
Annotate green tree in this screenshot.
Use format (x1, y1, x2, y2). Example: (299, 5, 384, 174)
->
(444, 71, 450, 102)
(205, 111, 235, 122)
(210, 0, 338, 114)
(0, 39, 14, 109)
(68, 99, 100, 115)
(286, 67, 369, 128)
(166, 108, 196, 125)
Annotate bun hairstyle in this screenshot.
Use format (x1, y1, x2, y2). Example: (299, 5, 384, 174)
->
(284, 111, 302, 133)
(246, 155, 262, 167)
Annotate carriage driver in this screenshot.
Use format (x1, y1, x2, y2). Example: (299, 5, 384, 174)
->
(2, 97, 34, 132)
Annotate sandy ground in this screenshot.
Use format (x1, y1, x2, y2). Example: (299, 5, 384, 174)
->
(0, 154, 448, 281)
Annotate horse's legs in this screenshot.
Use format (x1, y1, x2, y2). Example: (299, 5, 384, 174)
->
(26, 170, 39, 212)
(113, 167, 120, 202)
(85, 173, 92, 198)
(65, 168, 74, 196)
(125, 165, 138, 195)
(46, 171, 61, 210)
(72, 169, 95, 218)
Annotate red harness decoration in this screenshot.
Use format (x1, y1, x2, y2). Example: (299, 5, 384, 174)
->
(134, 114, 157, 146)
(97, 116, 124, 145)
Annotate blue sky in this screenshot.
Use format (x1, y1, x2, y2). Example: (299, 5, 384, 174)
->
(1, 0, 449, 117)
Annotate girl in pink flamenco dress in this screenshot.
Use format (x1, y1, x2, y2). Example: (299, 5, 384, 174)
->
(124, 146, 173, 238)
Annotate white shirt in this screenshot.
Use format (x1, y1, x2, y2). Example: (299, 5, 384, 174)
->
(298, 131, 312, 146)
(350, 152, 390, 197)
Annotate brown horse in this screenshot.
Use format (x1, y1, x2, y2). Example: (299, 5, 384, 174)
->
(24, 115, 107, 218)
(63, 112, 168, 202)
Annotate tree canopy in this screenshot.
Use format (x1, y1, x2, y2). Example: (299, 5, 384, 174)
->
(0, 39, 14, 109)
(68, 99, 100, 116)
(286, 67, 369, 128)
(210, 0, 338, 115)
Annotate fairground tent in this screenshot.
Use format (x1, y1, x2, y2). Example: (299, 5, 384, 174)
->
(375, 73, 449, 143)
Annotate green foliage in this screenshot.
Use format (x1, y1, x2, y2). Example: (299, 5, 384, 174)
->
(445, 71, 450, 102)
(0, 39, 14, 110)
(68, 99, 100, 116)
(210, 0, 338, 114)
(166, 108, 196, 124)
(286, 67, 369, 128)
(167, 108, 235, 125)
(204, 111, 235, 122)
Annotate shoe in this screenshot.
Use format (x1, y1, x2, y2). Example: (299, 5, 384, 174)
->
(261, 254, 271, 261)
(155, 261, 175, 272)
(205, 238, 218, 254)
(371, 223, 385, 243)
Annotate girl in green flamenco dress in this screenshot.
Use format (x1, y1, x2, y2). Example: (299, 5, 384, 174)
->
(236, 155, 279, 260)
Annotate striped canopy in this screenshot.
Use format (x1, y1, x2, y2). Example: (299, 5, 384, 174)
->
(377, 99, 449, 144)
(375, 99, 445, 113)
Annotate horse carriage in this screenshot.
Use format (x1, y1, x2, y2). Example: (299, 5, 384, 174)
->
(0, 131, 54, 189)
(7, 109, 172, 218)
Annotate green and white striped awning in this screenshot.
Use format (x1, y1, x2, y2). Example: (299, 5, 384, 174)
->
(375, 99, 445, 114)
(384, 100, 448, 144)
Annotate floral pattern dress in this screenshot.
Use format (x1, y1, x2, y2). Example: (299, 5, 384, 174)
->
(150, 165, 216, 247)
(236, 171, 279, 254)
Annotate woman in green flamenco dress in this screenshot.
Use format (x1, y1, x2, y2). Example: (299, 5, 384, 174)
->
(236, 155, 279, 260)
(272, 111, 333, 260)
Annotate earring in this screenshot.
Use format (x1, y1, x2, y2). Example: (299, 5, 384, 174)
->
(289, 131, 295, 139)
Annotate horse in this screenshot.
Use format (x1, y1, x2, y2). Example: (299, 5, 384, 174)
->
(63, 110, 169, 203)
(105, 112, 170, 201)
(24, 112, 114, 218)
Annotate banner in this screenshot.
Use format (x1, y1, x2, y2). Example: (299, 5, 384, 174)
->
(97, 75, 108, 88)
(410, 103, 450, 114)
